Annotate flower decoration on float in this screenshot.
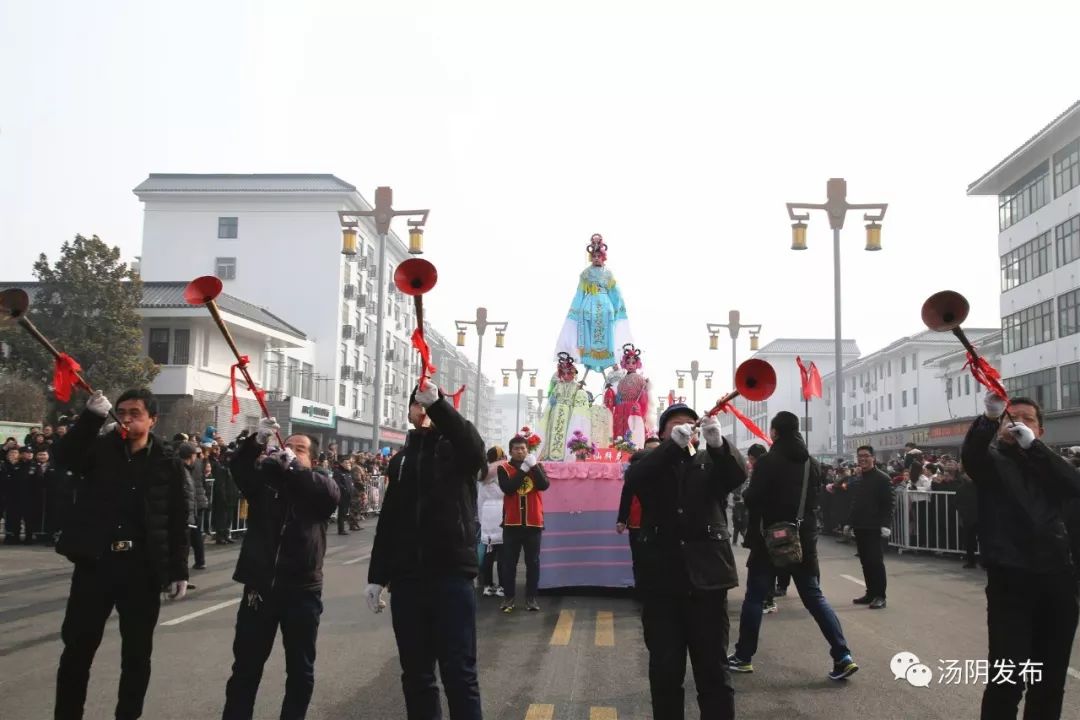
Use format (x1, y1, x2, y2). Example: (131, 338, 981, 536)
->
(611, 436, 637, 453)
(519, 426, 543, 452)
(566, 429, 597, 457)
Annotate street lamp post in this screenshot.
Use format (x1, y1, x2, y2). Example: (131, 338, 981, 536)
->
(338, 187, 429, 455)
(706, 311, 762, 445)
(786, 178, 887, 460)
(502, 359, 539, 430)
(456, 308, 508, 428)
(674, 361, 713, 415)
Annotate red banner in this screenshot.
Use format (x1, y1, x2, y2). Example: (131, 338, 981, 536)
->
(53, 353, 84, 402)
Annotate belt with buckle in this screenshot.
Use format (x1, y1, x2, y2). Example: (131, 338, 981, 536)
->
(110, 540, 135, 552)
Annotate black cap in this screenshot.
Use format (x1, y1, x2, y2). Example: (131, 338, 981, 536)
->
(177, 442, 197, 460)
(657, 403, 699, 433)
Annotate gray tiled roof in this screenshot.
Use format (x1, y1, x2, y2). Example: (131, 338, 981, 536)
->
(133, 174, 356, 194)
(0, 281, 305, 340)
(967, 99, 1080, 194)
(755, 338, 860, 356)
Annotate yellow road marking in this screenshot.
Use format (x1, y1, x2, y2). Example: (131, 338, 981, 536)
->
(525, 704, 555, 720)
(550, 609, 575, 646)
(590, 708, 618, 720)
(595, 610, 615, 647)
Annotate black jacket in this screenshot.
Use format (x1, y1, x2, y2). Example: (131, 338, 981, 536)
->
(368, 398, 486, 586)
(1, 459, 29, 505)
(51, 413, 189, 588)
(847, 467, 895, 529)
(332, 466, 353, 509)
(961, 415, 1080, 574)
(627, 437, 747, 593)
(210, 457, 239, 507)
(229, 435, 340, 593)
(617, 449, 648, 525)
(742, 433, 821, 575)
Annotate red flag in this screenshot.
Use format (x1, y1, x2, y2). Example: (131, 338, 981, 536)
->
(411, 328, 437, 390)
(229, 355, 250, 422)
(717, 400, 772, 446)
(796, 356, 810, 400)
(53, 353, 84, 402)
(449, 385, 466, 410)
(667, 389, 676, 406)
(808, 361, 823, 399)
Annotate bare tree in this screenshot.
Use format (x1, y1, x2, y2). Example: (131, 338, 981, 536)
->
(0, 374, 47, 423)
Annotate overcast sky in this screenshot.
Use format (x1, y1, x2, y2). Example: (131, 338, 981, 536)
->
(2, 0, 1078, 410)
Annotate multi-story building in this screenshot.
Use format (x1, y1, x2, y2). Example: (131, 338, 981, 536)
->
(742, 338, 860, 456)
(813, 328, 999, 458)
(134, 173, 496, 453)
(967, 99, 1080, 445)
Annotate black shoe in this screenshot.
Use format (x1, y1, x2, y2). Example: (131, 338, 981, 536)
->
(775, 586, 788, 597)
(962, 561, 977, 568)
(853, 595, 872, 605)
(869, 597, 887, 610)
(829, 655, 859, 681)
(225, 538, 236, 544)
(338, 531, 350, 535)
(192, 564, 206, 570)
(526, 598, 540, 612)
(500, 599, 515, 614)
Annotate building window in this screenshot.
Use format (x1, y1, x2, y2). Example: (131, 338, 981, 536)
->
(1001, 231, 1052, 292)
(215, 257, 237, 280)
(148, 328, 170, 364)
(218, 217, 238, 239)
(911, 353, 917, 370)
(339, 384, 346, 406)
(902, 390, 907, 408)
(1055, 215, 1080, 268)
(999, 163, 1051, 231)
(887, 361, 891, 377)
(1054, 138, 1080, 197)
(1002, 299, 1055, 353)
(946, 377, 954, 400)
(965, 375, 971, 396)
(172, 329, 190, 365)
(1062, 363, 1080, 409)
(301, 362, 313, 399)
(913, 387, 918, 405)
(201, 329, 211, 367)
(1060, 288, 1080, 338)
(1004, 368, 1058, 411)
(901, 357, 906, 374)
(888, 393, 892, 410)
(286, 357, 298, 396)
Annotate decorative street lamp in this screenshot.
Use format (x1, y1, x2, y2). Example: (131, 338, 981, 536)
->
(706, 310, 762, 445)
(786, 178, 887, 458)
(675, 360, 713, 414)
(455, 307, 508, 427)
(338, 186, 429, 454)
(502, 358, 539, 430)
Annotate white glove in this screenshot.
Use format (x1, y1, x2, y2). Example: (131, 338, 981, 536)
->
(278, 446, 297, 468)
(86, 390, 112, 418)
(700, 415, 723, 447)
(256, 417, 280, 444)
(414, 382, 439, 408)
(166, 580, 188, 601)
(1006, 422, 1036, 450)
(616, 522, 626, 534)
(365, 583, 387, 613)
(843, 525, 852, 536)
(521, 453, 537, 472)
(984, 393, 1007, 420)
(102, 421, 118, 435)
(881, 527, 892, 539)
(670, 423, 694, 449)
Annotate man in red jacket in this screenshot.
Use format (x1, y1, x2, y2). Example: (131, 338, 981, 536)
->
(498, 434, 550, 613)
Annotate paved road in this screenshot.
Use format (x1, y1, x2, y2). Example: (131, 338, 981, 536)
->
(2, 530, 1079, 719)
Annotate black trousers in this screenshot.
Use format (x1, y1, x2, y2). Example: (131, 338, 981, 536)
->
(627, 528, 641, 589)
(501, 527, 541, 600)
(853, 528, 887, 599)
(222, 585, 323, 720)
(5, 494, 25, 542)
(55, 554, 161, 720)
(336, 501, 350, 534)
(215, 502, 237, 538)
(190, 512, 206, 567)
(981, 567, 1079, 720)
(480, 543, 501, 587)
(964, 523, 979, 564)
(641, 590, 734, 720)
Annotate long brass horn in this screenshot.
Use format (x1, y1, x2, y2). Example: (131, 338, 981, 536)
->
(700, 359, 777, 421)
(183, 276, 283, 445)
(394, 259, 438, 388)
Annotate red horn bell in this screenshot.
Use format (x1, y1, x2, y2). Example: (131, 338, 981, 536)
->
(184, 276, 224, 306)
(394, 259, 438, 297)
(0, 288, 30, 319)
(921, 290, 970, 332)
(735, 359, 776, 402)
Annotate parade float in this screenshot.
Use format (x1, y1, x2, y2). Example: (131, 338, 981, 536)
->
(537, 233, 650, 589)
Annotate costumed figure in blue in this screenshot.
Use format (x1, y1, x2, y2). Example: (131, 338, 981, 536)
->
(554, 233, 632, 376)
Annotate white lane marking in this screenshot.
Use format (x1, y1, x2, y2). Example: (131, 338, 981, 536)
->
(840, 574, 866, 586)
(160, 598, 241, 626)
(343, 554, 371, 566)
(1068, 667, 1080, 681)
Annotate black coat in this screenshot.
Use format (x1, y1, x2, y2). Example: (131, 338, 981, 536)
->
(229, 435, 339, 593)
(847, 467, 895, 529)
(742, 433, 821, 576)
(961, 415, 1080, 574)
(332, 466, 353, 509)
(368, 398, 486, 586)
(51, 414, 189, 588)
(210, 457, 239, 507)
(627, 437, 747, 594)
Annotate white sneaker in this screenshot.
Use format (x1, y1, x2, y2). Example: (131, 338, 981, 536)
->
(495, 586, 505, 597)
(482, 585, 495, 596)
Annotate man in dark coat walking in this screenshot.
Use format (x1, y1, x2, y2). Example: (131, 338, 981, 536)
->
(52, 389, 190, 720)
(221, 418, 339, 720)
(962, 394, 1080, 720)
(209, 444, 240, 544)
(845, 444, 895, 609)
(626, 403, 747, 720)
(727, 411, 857, 681)
(366, 382, 486, 720)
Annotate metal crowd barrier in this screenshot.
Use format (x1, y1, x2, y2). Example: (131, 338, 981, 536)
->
(888, 488, 971, 556)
